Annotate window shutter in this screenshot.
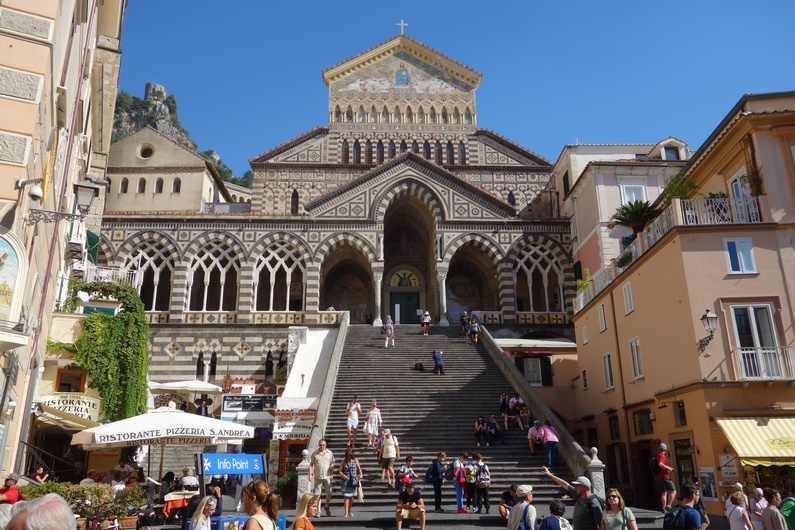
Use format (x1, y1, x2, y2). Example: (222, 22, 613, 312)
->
(540, 357, 553, 387)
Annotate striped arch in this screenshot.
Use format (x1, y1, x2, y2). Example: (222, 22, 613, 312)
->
(442, 233, 504, 266)
(505, 234, 574, 314)
(182, 231, 248, 266)
(112, 230, 182, 267)
(248, 232, 313, 267)
(372, 178, 445, 223)
(311, 232, 377, 267)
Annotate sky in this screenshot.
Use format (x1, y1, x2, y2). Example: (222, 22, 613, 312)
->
(117, 1, 795, 178)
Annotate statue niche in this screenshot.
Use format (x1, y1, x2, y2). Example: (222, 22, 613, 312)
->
(385, 229, 425, 261)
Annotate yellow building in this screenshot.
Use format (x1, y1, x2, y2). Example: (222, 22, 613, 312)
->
(571, 91, 795, 512)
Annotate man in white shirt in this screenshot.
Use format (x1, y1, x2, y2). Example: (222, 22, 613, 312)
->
(346, 395, 362, 447)
(508, 485, 536, 530)
(309, 439, 335, 517)
(113, 459, 134, 479)
(527, 420, 544, 454)
(178, 468, 199, 491)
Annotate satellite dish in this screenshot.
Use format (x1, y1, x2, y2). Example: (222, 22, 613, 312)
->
(77, 291, 90, 303)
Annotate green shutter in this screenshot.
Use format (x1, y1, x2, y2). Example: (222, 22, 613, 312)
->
(86, 230, 100, 265)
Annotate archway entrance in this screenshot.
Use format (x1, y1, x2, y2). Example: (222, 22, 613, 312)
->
(446, 242, 499, 321)
(319, 244, 373, 324)
(383, 194, 437, 324)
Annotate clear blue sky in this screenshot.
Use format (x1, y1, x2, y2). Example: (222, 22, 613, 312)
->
(117, 1, 795, 178)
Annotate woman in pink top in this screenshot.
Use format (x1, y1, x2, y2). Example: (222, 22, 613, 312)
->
(542, 420, 559, 467)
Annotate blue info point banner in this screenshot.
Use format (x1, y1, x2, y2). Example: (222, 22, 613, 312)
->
(201, 453, 264, 475)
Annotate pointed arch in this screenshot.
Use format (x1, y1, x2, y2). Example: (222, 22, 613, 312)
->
(341, 140, 349, 164)
(345, 105, 353, 122)
(120, 236, 178, 311)
(446, 142, 454, 165)
(423, 141, 431, 160)
(312, 232, 378, 267)
(464, 108, 473, 124)
(400, 140, 407, 153)
(393, 106, 402, 123)
(435, 141, 443, 164)
(334, 106, 341, 122)
(417, 107, 425, 124)
(370, 106, 377, 123)
(353, 140, 361, 164)
(186, 237, 243, 312)
(358, 106, 366, 123)
(372, 178, 445, 223)
(252, 239, 307, 311)
(507, 191, 515, 206)
(120, 178, 129, 194)
(430, 108, 437, 124)
(365, 140, 373, 164)
(406, 106, 413, 123)
(388, 140, 396, 159)
(290, 189, 299, 215)
(453, 108, 461, 124)
(377, 140, 385, 164)
(155, 178, 164, 194)
(458, 141, 467, 165)
(411, 140, 419, 154)
(441, 108, 449, 124)
(137, 177, 146, 194)
(442, 233, 504, 264)
(506, 235, 573, 314)
(381, 106, 390, 123)
(172, 178, 181, 193)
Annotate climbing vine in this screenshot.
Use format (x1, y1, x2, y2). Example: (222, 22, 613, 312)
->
(67, 280, 149, 422)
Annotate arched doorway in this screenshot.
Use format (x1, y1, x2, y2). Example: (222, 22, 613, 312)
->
(446, 242, 499, 321)
(383, 195, 437, 324)
(319, 244, 373, 323)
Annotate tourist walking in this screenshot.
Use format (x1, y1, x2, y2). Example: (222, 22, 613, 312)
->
(541, 468, 604, 530)
(380, 429, 400, 488)
(242, 480, 279, 530)
(364, 401, 382, 446)
(542, 419, 560, 467)
(339, 448, 362, 518)
(600, 488, 636, 530)
(309, 439, 334, 517)
(421, 311, 431, 335)
(749, 488, 767, 530)
(469, 317, 480, 343)
(460, 311, 469, 337)
(761, 488, 787, 530)
(292, 494, 318, 530)
(726, 491, 753, 530)
(384, 315, 395, 348)
(345, 395, 362, 447)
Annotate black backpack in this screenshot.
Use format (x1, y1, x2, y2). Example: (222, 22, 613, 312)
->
(649, 456, 660, 477)
(662, 505, 688, 530)
(444, 463, 455, 481)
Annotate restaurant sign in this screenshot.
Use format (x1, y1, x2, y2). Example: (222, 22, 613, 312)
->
(40, 393, 100, 421)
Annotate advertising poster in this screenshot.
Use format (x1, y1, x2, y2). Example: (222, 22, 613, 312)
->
(719, 453, 739, 479)
(699, 467, 718, 500)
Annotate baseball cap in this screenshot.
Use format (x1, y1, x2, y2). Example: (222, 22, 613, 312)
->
(533, 419, 541, 424)
(384, 429, 391, 435)
(659, 443, 667, 451)
(516, 485, 533, 496)
(571, 476, 591, 488)
(4, 473, 19, 482)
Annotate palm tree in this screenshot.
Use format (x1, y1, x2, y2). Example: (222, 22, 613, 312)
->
(611, 200, 659, 235)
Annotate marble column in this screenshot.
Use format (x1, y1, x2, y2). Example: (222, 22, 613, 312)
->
(373, 272, 383, 327)
(438, 273, 449, 326)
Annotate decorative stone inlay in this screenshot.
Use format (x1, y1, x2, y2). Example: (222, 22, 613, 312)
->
(0, 67, 42, 102)
(0, 132, 30, 165)
(0, 8, 52, 40)
(233, 339, 251, 358)
(164, 340, 183, 358)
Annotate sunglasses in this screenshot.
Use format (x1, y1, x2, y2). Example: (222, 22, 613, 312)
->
(607, 495, 619, 499)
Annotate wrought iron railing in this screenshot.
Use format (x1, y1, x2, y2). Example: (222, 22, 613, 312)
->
(83, 265, 138, 286)
(733, 346, 795, 380)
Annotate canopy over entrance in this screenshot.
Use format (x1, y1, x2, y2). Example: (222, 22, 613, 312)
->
(716, 417, 795, 466)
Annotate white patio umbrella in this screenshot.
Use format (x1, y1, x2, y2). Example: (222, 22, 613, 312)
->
(71, 402, 254, 478)
(148, 380, 223, 394)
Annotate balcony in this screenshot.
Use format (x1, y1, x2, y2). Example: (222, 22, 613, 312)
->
(733, 347, 795, 381)
(82, 265, 138, 286)
(575, 196, 767, 312)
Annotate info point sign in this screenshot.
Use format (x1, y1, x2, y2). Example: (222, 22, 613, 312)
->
(201, 453, 264, 475)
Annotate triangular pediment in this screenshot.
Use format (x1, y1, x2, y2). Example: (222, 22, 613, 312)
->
(305, 153, 514, 221)
(249, 127, 329, 164)
(109, 127, 207, 169)
(323, 35, 481, 92)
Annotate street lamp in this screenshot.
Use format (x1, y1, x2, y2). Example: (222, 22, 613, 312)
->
(24, 180, 100, 225)
(697, 309, 718, 353)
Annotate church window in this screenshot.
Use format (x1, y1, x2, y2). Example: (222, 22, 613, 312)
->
(406, 107, 413, 123)
(345, 106, 353, 122)
(358, 107, 366, 123)
(377, 141, 385, 164)
(508, 191, 515, 206)
(137, 178, 146, 194)
(365, 140, 373, 164)
(411, 140, 419, 154)
(353, 140, 361, 164)
(210, 351, 217, 377)
(155, 178, 164, 194)
(430, 108, 437, 123)
(290, 189, 299, 215)
(446, 142, 454, 165)
(122, 240, 174, 311)
(423, 141, 431, 159)
(382, 107, 390, 123)
(394, 106, 402, 123)
(514, 245, 564, 313)
(418, 107, 425, 123)
(341, 140, 349, 164)
(465, 108, 472, 124)
(196, 352, 204, 378)
(388, 140, 396, 159)
(187, 239, 240, 312)
(370, 107, 377, 123)
(173, 178, 181, 193)
(453, 108, 461, 124)
(334, 106, 341, 122)
(120, 178, 129, 194)
(400, 140, 407, 153)
(253, 241, 306, 311)
(435, 141, 443, 164)
(458, 141, 467, 165)
(442, 108, 449, 124)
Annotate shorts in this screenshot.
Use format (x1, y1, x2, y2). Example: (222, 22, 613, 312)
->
(313, 477, 332, 497)
(656, 477, 676, 492)
(397, 508, 424, 520)
(347, 418, 359, 429)
(381, 457, 395, 470)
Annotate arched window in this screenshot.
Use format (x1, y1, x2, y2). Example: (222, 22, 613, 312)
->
(377, 141, 385, 164)
(430, 108, 437, 123)
(441, 108, 449, 124)
(411, 140, 419, 154)
(507, 191, 515, 206)
(365, 140, 373, 164)
(358, 107, 366, 123)
(370, 107, 377, 123)
(423, 141, 431, 159)
(514, 245, 564, 313)
(353, 140, 361, 164)
(187, 239, 240, 312)
(458, 141, 467, 165)
(291, 189, 299, 215)
(341, 140, 349, 164)
(334, 106, 341, 122)
(382, 107, 390, 123)
(345, 106, 353, 122)
(107, 178, 112, 191)
(137, 178, 146, 194)
(210, 351, 217, 377)
(435, 141, 443, 164)
(394, 106, 402, 123)
(400, 140, 407, 153)
(406, 107, 413, 123)
(173, 178, 181, 193)
(464, 108, 472, 124)
(196, 351, 204, 378)
(446, 142, 454, 164)
(417, 107, 425, 123)
(388, 140, 396, 159)
(253, 241, 306, 311)
(453, 108, 461, 124)
(120, 178, 129, 194)
(155, 178, 164, 194)
(239, 197, 245, 203)
(123, 240, 174, 311)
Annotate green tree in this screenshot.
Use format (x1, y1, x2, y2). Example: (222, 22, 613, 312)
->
(658, 171, 699, 209)
(611, 200, 659, 235)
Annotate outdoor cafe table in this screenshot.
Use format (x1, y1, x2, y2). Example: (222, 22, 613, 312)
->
(162, 491, 198, 518)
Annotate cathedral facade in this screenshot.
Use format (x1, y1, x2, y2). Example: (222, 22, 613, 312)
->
(101, 35, 573, 383)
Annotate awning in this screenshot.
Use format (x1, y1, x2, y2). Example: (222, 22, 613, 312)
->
(35, 403, 100, 431)
(86, 230, 100, 265)
(716, 417, 795, 466)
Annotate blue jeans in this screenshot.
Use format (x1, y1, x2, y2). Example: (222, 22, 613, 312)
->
(545, 441, 559, 467)
(454, 481, 464, 509)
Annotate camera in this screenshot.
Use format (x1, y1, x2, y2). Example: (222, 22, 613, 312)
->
(14, 178, 43, 201)
(28, 184, 43, 201)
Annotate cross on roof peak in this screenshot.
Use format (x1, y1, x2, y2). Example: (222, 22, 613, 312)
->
(396, 19, 408, 35)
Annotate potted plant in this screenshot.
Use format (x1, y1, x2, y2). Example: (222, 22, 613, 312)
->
(63, 483, 116, 527)
(112, 485, 148, 527)
(275, 472, 297, 509)
(273, 366, 288, 384)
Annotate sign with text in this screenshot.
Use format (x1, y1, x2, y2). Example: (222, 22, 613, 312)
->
(201, 453, 263, 474)
(223, 395, 276, 412)
(40, 393, 101, 421)
(271, 419, 312, 440)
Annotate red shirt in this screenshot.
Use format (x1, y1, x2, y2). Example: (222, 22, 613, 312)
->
(0, 486, 20, 504)
(656, 452, 670, 479)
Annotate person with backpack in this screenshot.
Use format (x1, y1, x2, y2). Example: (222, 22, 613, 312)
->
(472, 452, 491, 514)
(452, 452, 469, 513)
(655, 443, 677, 512)
(507, 485, 536, 530)
(664, 482, 702, 530)
(426, 452, 446, 513)
(540, 499, 573, 530)
(542, 467, 604, 530)
(465, 455, 478, 511)
(396, 456, 418, 493)
(384, 315, 395, 348)
(600, 488, 636, 530)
